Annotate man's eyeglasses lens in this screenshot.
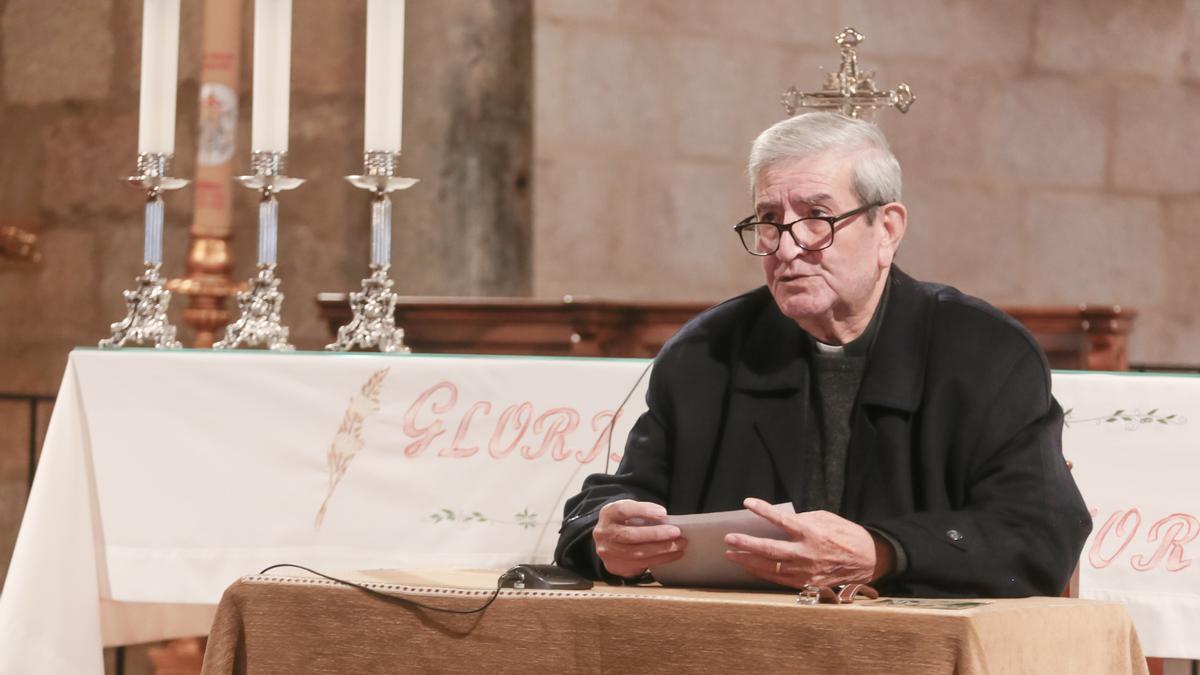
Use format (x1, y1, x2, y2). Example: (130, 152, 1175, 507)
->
(738, 219, 835, 255)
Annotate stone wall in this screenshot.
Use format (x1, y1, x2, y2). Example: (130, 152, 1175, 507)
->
(0, 0, 531, 600)
(533, 0, 1200, 368)
(2, 0, 1199, 665)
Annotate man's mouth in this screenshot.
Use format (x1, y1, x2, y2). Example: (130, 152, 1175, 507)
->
(778, 272, 817, 283)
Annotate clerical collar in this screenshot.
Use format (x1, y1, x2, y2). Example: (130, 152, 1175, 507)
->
(810, 275, 891, 358)
(814, 340, 845, 355)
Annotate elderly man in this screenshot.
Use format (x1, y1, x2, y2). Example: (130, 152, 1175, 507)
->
(554, 112, 1091, 597)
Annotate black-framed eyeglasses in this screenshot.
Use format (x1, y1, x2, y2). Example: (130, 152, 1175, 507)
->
(733, 202, 882, 256)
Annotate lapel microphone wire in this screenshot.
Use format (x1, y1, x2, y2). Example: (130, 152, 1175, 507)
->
(531, 358, 656, 559)
(604, 359, 655, 477)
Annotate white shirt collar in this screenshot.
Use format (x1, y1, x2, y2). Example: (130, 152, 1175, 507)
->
(813, 340, 846, 356)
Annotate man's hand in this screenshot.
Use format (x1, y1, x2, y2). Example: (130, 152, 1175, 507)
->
(724, 498, 895, 588)
(593, 500, 687, 578)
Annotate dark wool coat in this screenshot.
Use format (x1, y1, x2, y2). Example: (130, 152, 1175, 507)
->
(555, 268, 1092, 598)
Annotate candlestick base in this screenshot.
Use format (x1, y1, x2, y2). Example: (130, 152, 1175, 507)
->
(326, 265, 410, 353)
(99, 263, 182, 349)
(214, 264, 294, 351)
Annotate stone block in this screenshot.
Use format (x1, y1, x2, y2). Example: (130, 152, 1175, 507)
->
(2, 0, 113, 104)
(39, 110, 141, 219)
(1112, 84, 1200, 194)
(533, 19, 571, 154)
(1020, 191, 1165, 307)
(292, 0, 365, 96)
(0, 227, 104, 345)
(1188, 0, 1200, 82)
(978, 77, 1108, 189)
(615, 0, 840, 47)
(664, 35, 789, 161)
(1129, 310, 1193, 367)
(0, 108, 46, 220)
(875, 62, 992, 187)
(178, 0, 205, 84)
(0, 339, 72, 396)
(0, 399, 50, 595)
(533, 153, 638, 298)
(0, 402, 31, 591)
(1164, 198, 1200, 300)
(272, 218, 352, 349)
(535, 154, 760, 302)
(1034, 0, 1189, 81)
(837, 0, 1035, 67)
(895, 183, 1028, 304)
(536, 0, 619, 23)
(631, 160, 762, 300)
(538, 25, 674, 156)
(0, 404, 31, 482)
(288, 99, 360, 173)
(1147, 197, 1200, 365)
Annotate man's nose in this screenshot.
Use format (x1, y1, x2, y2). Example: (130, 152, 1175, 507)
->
(774, 225, 812, 260)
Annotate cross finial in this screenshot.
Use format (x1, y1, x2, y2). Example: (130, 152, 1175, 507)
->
(835, 27, 864, 47)
(781, 27, 915, 119)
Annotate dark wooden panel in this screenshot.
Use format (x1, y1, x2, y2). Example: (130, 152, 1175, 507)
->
(316, 294, 1135, 371)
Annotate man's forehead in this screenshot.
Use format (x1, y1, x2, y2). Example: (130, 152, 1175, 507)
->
(754, 190, 836, 207)
(754, 157, 852, 205)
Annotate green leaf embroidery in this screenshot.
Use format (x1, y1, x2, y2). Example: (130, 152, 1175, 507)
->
(428, 508, 539, 528)
(1065, 408, 1185, 430)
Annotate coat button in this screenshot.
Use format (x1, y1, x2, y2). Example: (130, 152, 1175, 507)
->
(946, 529, 963, 541)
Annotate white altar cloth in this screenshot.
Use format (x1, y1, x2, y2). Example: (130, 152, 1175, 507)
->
(0, 350, 1196, 673)
(0, 349, 650, 674)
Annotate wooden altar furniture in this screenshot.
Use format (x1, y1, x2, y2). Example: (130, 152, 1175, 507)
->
(317, 295, 1135, 370)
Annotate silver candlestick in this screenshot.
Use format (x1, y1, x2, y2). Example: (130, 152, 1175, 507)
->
(100, 153, 189, 349)
(215, 151, 304, 351)
(326, 150, 418, 353)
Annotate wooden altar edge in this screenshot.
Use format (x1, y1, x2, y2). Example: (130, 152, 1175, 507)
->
(316, 294, 1135, 371)
(240, 571, 1077, 614)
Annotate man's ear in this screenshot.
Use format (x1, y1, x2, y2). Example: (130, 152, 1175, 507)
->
(877, 202, 907, 268)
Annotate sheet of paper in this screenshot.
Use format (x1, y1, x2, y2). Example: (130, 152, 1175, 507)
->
(650, 503, 794, 589)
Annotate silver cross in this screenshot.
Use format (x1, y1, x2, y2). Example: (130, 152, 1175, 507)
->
(781, 27, 915, 119)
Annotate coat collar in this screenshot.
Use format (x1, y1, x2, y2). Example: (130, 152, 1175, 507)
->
(733, 267, 931, 412)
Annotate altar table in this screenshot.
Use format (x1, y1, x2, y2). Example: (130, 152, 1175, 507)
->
(0, 349, 1197, 674)
(200, 568, 1147, 675)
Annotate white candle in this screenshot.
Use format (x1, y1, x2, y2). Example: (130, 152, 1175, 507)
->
(251, 0, 293, 153)
(136, 0, 181, 156)
(364, 0, 406, 153)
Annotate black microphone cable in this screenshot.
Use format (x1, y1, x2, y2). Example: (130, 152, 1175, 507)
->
(603, 359, 654, 476)
(530, 358, 655, 558)
(258, 563, 518, 615)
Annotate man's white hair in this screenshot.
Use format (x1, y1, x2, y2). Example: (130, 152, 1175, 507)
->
(747, 112, 902, 215)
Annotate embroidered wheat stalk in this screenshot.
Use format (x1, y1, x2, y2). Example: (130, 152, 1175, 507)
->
(315, 368, 390, 528)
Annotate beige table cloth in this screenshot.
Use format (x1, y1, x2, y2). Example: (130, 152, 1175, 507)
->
(201, 569, 1147, 674)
